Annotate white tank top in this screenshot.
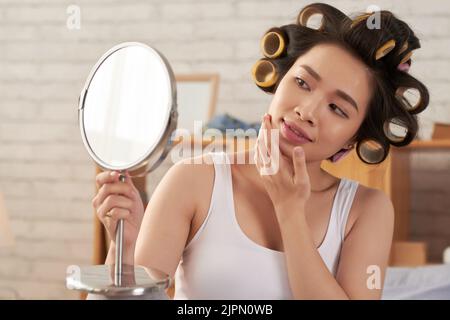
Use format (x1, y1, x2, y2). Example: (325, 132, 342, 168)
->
(174, 151, 359, 300)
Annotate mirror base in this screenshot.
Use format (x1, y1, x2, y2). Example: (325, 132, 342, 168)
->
(66, 264, 171, 297)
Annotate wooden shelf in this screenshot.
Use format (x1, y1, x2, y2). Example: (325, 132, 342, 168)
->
(406, 139, 450, 149)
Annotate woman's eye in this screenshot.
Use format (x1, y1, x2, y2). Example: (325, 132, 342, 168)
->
(295, 77, 310, 91)
(329, 104, 348, 118)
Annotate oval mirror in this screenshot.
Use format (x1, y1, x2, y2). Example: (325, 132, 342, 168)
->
(79, 42, 178, 173)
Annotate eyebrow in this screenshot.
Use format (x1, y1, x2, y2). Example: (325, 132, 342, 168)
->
(299, 64, 359, 112)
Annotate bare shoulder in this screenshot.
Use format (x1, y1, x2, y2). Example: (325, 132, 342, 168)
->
(357, 185, 394, 217)
(172, 153, 215, 179)
(346, 183, 395, 238)
(169, 153, 216, 193)
(169, 153, 216, 209)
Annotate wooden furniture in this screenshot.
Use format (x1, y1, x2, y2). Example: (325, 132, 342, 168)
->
(322, 147, 406, 239)
(389, 241, 428, 266)
(324, 139, 450, 241)
(432, 122, 450, 139)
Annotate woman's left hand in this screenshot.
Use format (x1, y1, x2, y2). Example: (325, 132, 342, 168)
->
(254, 113, 311, 221)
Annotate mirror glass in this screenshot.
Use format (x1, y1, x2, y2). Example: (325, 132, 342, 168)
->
(81, 44, 174, 170)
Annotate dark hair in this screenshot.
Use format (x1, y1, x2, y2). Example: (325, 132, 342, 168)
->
(251, 3, 429, 164)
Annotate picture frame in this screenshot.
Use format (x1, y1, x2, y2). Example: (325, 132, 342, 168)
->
(175, 74, 220, 133)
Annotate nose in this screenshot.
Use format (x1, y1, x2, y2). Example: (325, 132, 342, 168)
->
(294, 100, 320, 126)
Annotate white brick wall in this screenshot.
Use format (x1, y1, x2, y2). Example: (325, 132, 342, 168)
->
(0, 0, 449, 299)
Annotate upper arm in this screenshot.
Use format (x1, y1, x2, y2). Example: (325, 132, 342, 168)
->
(335, 188, 395, 299)
(134, 155, 212, 277)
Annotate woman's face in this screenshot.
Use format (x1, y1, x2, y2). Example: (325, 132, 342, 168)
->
(268, 43, 373, 162)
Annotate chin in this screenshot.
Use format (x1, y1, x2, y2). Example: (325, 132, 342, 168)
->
(279, 143, 294, 159)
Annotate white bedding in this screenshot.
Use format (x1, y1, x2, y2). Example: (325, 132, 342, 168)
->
(382, 264, 450, 300)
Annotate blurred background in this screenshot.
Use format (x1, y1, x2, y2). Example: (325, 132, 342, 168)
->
(0, 0, 449, 299)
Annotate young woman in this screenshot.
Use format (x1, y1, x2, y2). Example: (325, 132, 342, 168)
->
(92, 3, 429, 299)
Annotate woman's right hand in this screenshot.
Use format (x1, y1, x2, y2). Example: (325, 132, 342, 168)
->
(92, 170, 145, 252)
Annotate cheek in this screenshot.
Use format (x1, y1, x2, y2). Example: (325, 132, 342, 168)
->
(318, 119, 358, 148)
(268, 87, 294, 114)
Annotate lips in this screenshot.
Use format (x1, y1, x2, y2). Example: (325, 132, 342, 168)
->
(281, 119, 313, 144)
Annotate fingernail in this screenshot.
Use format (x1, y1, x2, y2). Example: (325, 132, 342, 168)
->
(110, 171, 116, 177)
(295, 147, 303, 156)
